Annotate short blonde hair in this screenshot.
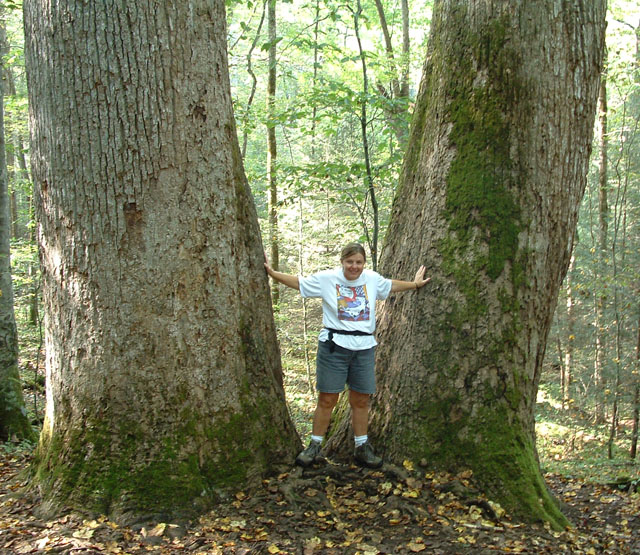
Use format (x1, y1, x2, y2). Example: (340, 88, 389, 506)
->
(340, 242, 366, 262)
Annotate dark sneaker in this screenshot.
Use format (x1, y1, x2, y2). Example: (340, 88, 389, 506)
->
(295, 441, 323, 467)
(354, 441, 383, 468)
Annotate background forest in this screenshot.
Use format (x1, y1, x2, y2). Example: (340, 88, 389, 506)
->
(1, 0, 639, 488)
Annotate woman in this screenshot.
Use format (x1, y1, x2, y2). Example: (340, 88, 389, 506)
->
(264, 242, 429, 468)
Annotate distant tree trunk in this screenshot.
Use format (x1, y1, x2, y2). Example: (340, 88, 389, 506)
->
(14, 138, 30, 202)
(7, 149, 18, 240)
(631, 310, 639, 459)
(556, 333, 566, 408)
(607, 88, 629, 460)
(13, 133, 40, 327)
(594, 70, 608, 424)
(0, 17, 35, 443)
(330, 0, 606, 528)
(373, 0, 411, 145)
(300, 1, 322, 390)
(10, 196, 18, 239)
(373, 0, 401, 99)
(24, 0, 299, 519)
(631, 22, 640, 458)
(2, 55, 21, 241)
(564, 252, 575, 409)
(607, 320, 621, 459)
(298, 197, 313, 392)
(267, 0, 280, 307)
(352, 0, 379, 270)
(4, 124, 18, 240)
(241, 0, 266, 158)
(400, 0, 409, 97)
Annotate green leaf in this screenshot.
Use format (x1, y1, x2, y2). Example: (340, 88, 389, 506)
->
(261, 36, 284, 51)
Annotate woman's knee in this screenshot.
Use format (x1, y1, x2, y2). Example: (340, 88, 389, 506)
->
(349, 390, 370, 409)
(317, 392, 340, 409)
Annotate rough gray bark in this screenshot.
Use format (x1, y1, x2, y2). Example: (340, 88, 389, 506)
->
(330, 0, 606, 528)
(24, 0, 299, 520)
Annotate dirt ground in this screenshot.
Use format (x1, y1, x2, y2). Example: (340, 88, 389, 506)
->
(1, 449, 639, 554)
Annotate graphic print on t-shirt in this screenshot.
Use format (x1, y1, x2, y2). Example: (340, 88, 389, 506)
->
(336, 284, 370, 321)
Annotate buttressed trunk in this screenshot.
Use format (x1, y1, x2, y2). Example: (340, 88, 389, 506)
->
(334, 0, 605, 528)
(24, 0, 299, 520)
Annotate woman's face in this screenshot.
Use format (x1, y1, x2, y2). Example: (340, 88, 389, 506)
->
(341, 253, 365, 281)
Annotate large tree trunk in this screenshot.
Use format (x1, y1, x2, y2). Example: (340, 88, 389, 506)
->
(332, 0, 605, 528)
(24, 0, 299, 520)
(0, 17, 35, 443)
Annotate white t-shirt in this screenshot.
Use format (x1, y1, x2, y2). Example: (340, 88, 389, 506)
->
(299, 268, 392, 351)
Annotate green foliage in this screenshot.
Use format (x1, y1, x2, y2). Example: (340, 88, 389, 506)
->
(228, 0, 425, 265)
(548, 6, 640, 428)
(537, 383, 640, 485)
(3, 6, 32, 245)
(0, 436, 34, 454)
(10, 240, 39, 323)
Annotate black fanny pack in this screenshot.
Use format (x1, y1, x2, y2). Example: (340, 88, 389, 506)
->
(325, 327, 373, 352)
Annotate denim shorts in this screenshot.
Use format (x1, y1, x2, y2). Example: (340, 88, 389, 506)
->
(315, 340, 376, 394)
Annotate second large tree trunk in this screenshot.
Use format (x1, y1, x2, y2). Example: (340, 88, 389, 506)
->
(334, 0, 605, 528)
(24, 0, 299, 520)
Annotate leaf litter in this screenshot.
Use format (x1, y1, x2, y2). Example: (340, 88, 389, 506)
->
(1, 449, 639, 554)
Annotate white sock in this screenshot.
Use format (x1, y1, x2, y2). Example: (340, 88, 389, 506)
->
(354, 435, 368, 447)
(311, 435, 324, 444)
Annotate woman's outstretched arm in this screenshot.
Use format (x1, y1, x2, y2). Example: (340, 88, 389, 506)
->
(390, 265, 430, 292)
(264, 254, 300, 290)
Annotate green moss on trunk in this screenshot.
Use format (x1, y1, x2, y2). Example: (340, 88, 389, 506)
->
(32, 390, 282, 519)
(439, 16, 526, 291)
(0, 367, 36, 442)
(409, 397, 567, 528)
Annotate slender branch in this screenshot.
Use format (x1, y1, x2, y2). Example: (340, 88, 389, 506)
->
(242, 0, 267, 158)
(351, 0, 378, 269)
(373, 0, 401, 98)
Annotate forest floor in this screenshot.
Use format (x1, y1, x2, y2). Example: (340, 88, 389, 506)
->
(0, 445, 639, 554)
